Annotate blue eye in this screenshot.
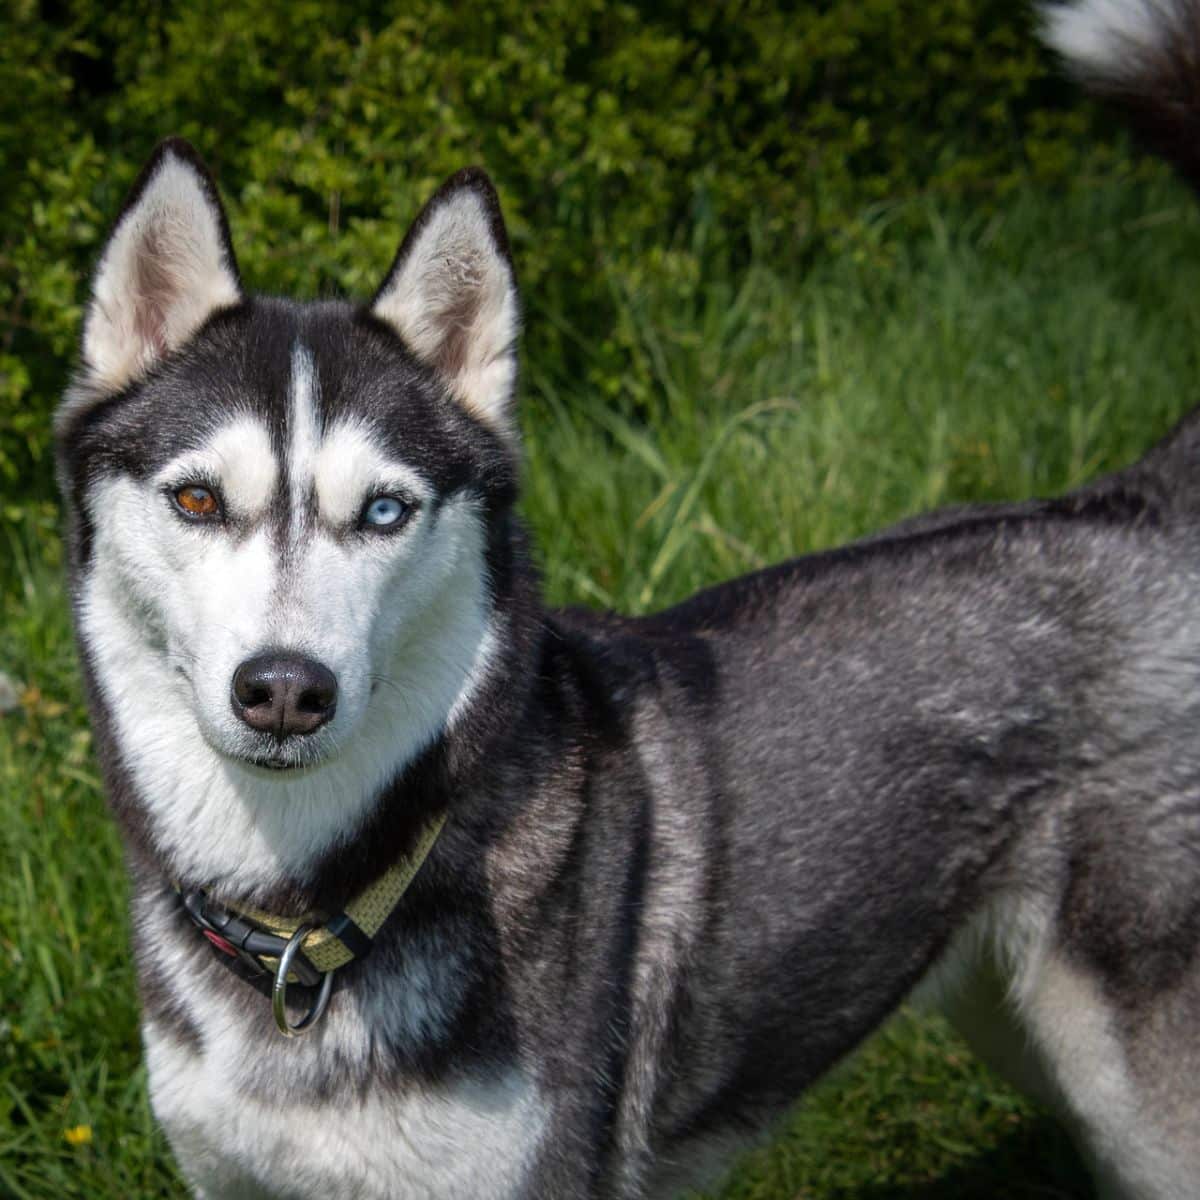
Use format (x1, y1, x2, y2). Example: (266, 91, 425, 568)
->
(362, 495, 410, 529)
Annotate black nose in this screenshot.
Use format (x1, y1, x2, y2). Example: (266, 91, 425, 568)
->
(231, 653, 338, 737)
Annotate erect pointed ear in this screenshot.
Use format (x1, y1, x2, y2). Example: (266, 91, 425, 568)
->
(370, 168, 520, 438)
(79, 137, 242, 395)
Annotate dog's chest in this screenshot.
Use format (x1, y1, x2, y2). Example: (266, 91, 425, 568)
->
(144, 1024, 549, 1199)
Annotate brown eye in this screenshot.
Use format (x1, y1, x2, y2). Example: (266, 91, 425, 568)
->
(174, 485, 221, 518)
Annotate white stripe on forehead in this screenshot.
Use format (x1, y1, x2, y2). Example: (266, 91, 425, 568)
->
(288, 342, 321, 540)
(154, 416, 277, 518)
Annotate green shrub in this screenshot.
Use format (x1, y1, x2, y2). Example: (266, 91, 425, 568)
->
(0, 0, 1149, 504)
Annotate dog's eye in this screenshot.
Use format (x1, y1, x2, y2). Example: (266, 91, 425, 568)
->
(173, 484, 222, 520)
(361, 495, 411, 530)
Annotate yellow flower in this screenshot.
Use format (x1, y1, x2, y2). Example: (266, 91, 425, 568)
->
(64, 1124, 92, 1147)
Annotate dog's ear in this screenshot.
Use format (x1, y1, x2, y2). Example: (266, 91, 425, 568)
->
(370, 169, 520, 439)
(78, 138, 242, 396)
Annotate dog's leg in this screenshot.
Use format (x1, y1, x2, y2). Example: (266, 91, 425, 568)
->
(1010, 952, 1200, 1200)
(930, 893, 1200, 1200)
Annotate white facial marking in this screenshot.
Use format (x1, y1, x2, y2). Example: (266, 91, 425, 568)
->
(288, 343, 321, 543)
(162, 416, 278, 519)
(81, 385, 496, 894)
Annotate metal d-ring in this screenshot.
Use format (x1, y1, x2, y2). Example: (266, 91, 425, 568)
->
(272, 924, 334, 1038)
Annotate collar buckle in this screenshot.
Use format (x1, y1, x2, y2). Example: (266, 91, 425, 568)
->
(181, 889, 323, 987)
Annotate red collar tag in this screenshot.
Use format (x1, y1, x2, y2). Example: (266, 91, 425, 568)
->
(202, 928, 238, 958)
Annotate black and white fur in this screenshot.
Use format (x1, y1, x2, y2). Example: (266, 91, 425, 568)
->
(55, 4, 1200, 1197)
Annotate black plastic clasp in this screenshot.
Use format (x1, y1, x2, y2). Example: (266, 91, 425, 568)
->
(181, 890, 323, 987)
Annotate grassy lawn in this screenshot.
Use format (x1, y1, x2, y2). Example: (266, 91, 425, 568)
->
(2, 174, 1199, 1198)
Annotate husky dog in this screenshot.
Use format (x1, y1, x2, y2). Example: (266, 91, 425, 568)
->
(55, 2, 1200, 1197)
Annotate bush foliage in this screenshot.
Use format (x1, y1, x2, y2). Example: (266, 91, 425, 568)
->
(0, 0, 1141, 501)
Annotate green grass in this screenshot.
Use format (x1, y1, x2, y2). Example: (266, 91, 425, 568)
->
(3, 174, 1200, 1197)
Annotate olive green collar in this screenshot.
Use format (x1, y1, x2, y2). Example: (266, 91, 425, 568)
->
(178, 811, 446, 1036)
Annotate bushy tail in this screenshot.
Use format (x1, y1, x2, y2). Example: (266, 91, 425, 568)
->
(1043, 0, 1200, 193)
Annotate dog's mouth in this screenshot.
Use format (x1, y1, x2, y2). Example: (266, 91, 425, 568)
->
(244, 755, 306, 772)
(218, 739, 334, 775)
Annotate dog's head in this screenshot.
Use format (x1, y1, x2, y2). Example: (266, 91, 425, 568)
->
(56, 141, 522, 883)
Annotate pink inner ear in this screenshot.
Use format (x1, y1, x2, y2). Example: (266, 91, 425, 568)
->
(427, 272, 485, 381)
(131, 224, 178, 359)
